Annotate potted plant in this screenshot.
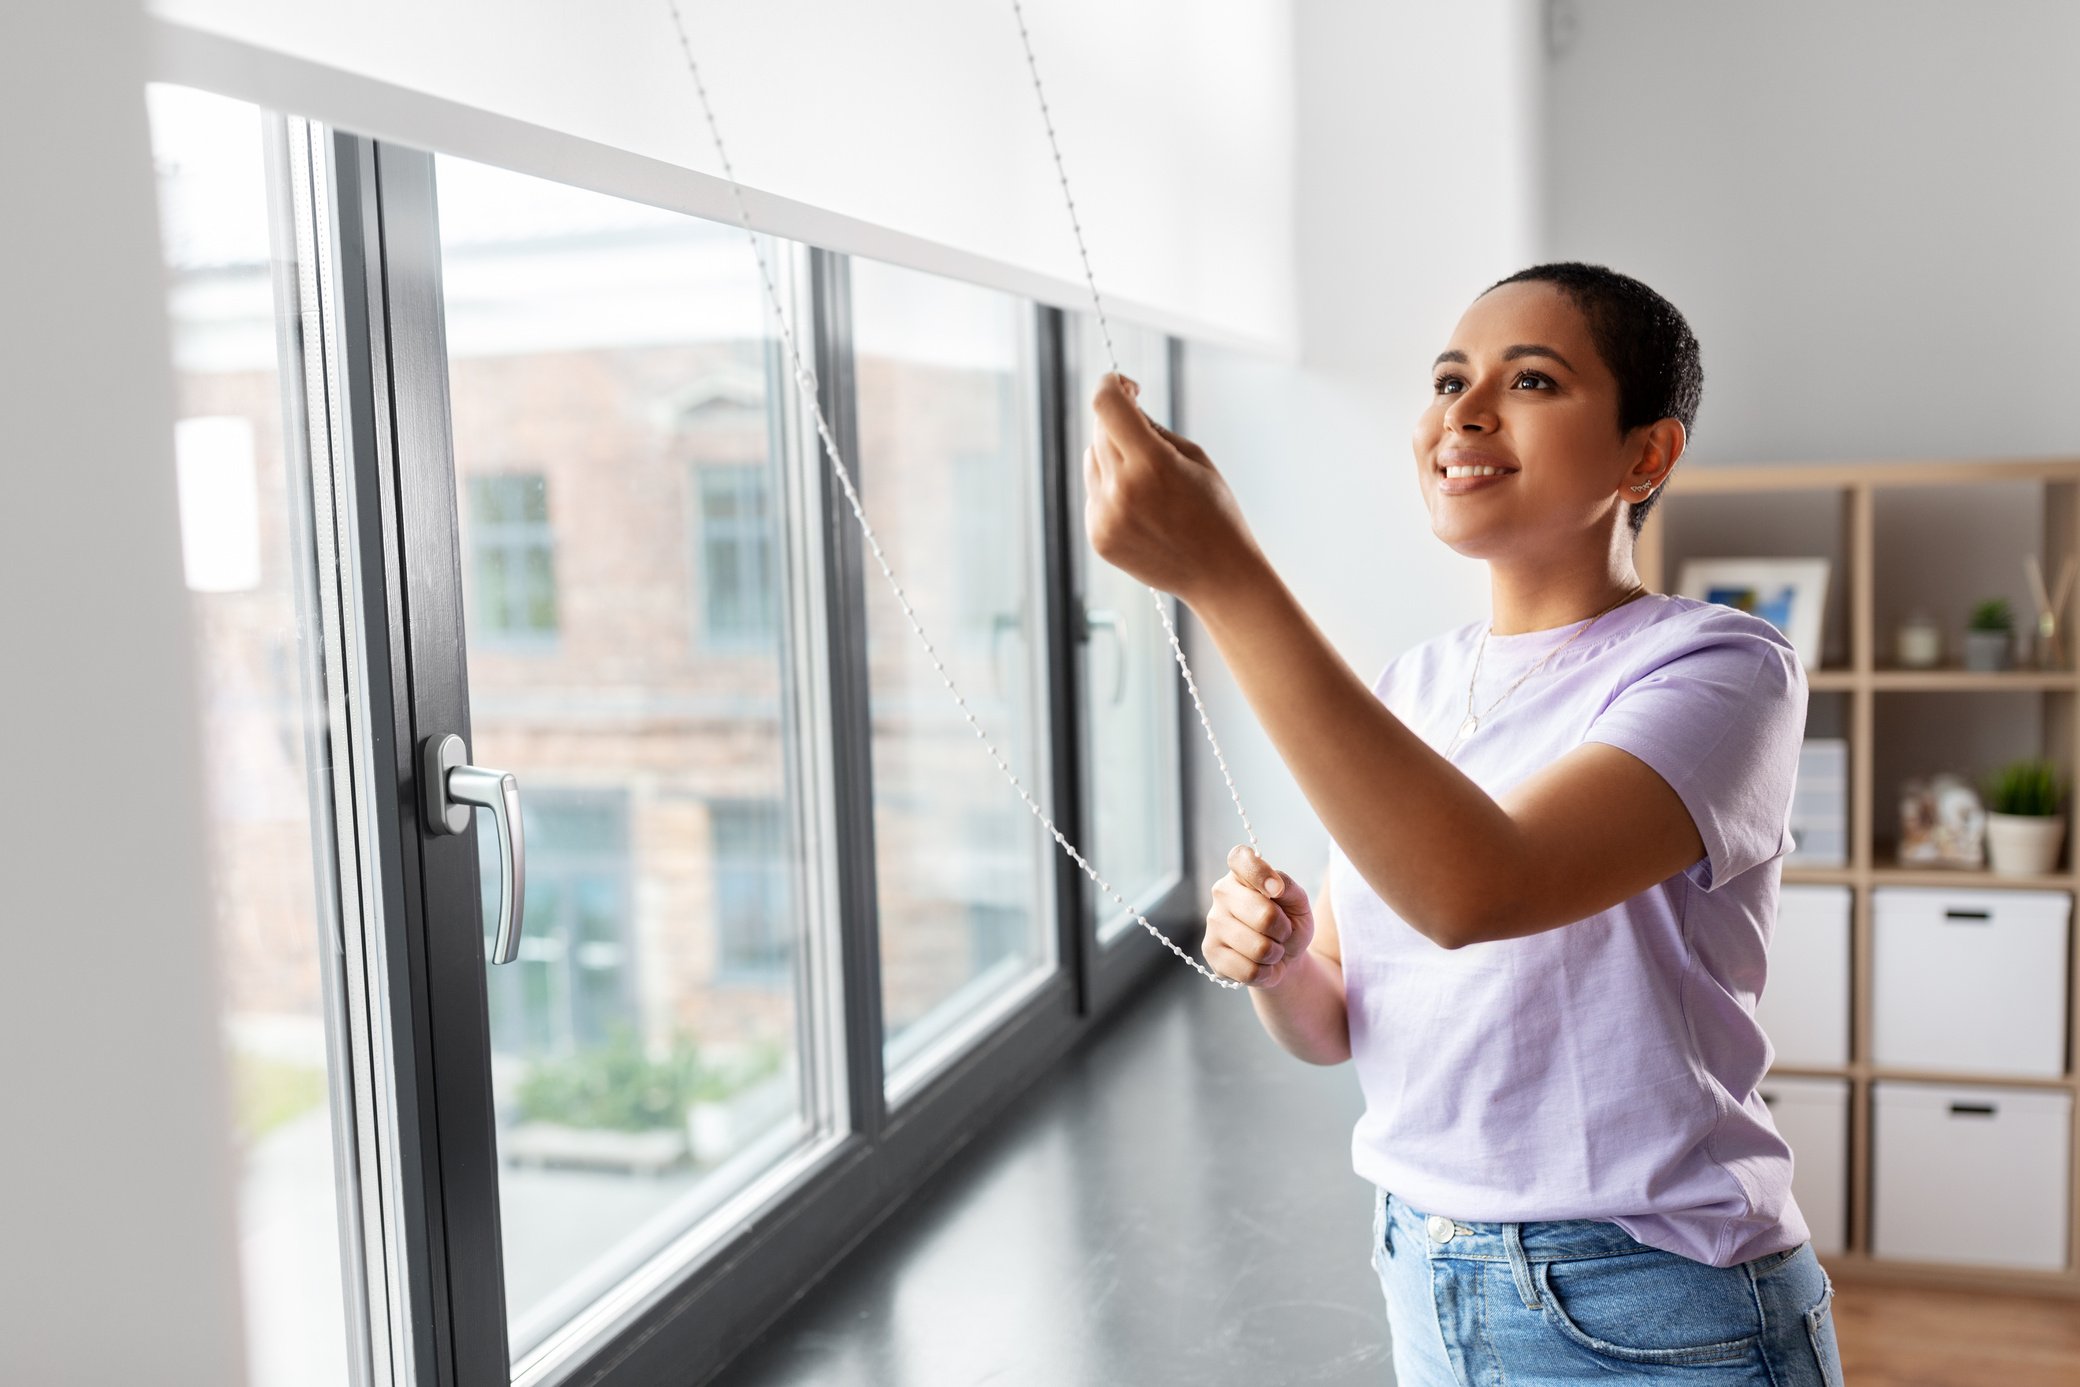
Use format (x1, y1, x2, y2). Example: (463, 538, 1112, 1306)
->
(1963, 597, 2013, 672)
(504, 1025, 703, 1174)
(1982, 758, 2067, 876)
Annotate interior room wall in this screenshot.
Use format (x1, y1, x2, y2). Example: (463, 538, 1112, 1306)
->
(1538, 0, 2080, 857)
(1180, 0, 2080, 902)
(148, 0, 1297, 352)
(1179, 0, 1541, 896)
(0, 0, 247, 1380)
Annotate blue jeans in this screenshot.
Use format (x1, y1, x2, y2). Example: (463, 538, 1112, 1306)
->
(1370, 1186, 1844, 1384)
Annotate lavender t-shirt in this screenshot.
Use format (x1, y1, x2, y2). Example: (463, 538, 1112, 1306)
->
(1332, 592, 1811, 1267)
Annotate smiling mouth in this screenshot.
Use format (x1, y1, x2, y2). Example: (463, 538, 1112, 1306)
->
(1439, 464, 1515, 479)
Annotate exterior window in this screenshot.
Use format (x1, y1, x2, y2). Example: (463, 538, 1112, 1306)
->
(696, 464, 780, 649)
(713, 799, 792, 982)
(481, 790, 633, 1057)
(467, 473, 558, 641)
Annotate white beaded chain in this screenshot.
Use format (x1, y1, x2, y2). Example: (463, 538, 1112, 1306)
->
(664, 0, 1257, 989)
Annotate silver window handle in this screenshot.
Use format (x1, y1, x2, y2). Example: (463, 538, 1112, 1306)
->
(1080, 607, 1128, 706)
(421, 733, 527, 965)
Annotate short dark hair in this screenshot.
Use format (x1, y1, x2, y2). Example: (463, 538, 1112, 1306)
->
(1481, 261, 1701, 539)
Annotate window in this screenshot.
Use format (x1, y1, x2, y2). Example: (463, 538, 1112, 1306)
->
(1066, 316, 1187, 943)
(435, 151, 817, 1360)
(712, 798, 793, 982)
(696, 464, 781, 649)
(151, 79, 1193, 1386)
(149, 85, 362, 1387)
(466, 472, 559, 641)
(848, 257, 1055, 1095)
(481, 789, 634, 1057)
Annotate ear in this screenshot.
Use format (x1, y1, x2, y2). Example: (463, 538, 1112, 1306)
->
(1625, 417, 1686, 494)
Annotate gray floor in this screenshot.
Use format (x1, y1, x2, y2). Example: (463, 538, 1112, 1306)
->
(717, 964, 1392, 1386)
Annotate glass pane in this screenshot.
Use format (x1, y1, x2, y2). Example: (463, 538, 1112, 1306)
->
(434, 153, 818, 1363)
(148, 85, 359, 1387)
(849, 259, 1054, 1092)
(1067, 317, 1185, 941)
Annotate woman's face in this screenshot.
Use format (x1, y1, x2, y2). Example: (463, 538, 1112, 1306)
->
(1411, 280, 1659, 560)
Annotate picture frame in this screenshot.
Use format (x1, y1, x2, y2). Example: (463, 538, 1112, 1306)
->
(1675, 557, 1830, 668)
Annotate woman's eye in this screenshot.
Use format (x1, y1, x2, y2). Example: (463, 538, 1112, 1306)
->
(1433, 370, 1553, 395)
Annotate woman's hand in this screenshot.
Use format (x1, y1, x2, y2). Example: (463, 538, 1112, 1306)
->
(1205, 844, 1315, 987)
(1085, 373, 1264, 609)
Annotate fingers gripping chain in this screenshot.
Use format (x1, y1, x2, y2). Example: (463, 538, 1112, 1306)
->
(664, 0, 1258, 989)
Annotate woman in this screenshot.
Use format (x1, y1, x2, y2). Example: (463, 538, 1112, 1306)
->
(1085, 261, 1844, 1384)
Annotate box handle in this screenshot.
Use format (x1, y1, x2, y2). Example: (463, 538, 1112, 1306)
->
(1948, 1102, 1998, 1117)
(1942, 908, 1992, 923)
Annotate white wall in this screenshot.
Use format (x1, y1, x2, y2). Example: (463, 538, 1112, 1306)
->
(0, 0, 247, 1382)
(1539, 0, 2080, 465)
(150, 0, 1296, 352)
(1181, 0, 1541, 892)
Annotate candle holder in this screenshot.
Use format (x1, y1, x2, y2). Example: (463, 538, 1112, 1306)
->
(2025, 553, 2077, 672)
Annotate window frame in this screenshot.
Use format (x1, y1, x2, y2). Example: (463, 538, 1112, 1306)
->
(241, 111, 1204, 1387)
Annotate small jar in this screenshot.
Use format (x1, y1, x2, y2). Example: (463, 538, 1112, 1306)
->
(1895, 610, 1942, 668)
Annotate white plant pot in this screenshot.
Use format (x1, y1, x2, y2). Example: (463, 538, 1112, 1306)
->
(1985, 812, 2065, 876)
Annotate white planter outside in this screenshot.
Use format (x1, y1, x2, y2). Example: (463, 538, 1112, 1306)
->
(687, 1073, 795, 1165)
(504, 1121, 689, 1175)
(1985, 812, 2065, 876)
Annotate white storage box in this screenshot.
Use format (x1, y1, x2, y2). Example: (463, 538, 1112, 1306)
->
(1871, 886, 2070, 1078)
(1758, 885, 1851, 1068)
(1871, 1081, 2072, 1270)
(1757, 1075, 1849, 1255)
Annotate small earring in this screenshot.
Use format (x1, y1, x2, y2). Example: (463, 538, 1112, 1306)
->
(1630, 481, 1653, 493)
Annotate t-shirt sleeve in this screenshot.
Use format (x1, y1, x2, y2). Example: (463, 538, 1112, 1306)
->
(1580, 620, 1808, 892)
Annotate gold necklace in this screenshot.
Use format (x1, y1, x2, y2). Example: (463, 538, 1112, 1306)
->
(1445, 584, 1649, 756)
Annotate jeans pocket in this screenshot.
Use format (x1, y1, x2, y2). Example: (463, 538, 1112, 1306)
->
(1535, 1252, 1762, 1368)
(1803, 1274, 1845, 1387)
(1744, 1242, 1805, 1277)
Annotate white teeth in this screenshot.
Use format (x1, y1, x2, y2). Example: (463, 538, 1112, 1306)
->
(1443, 465, 1510, 478)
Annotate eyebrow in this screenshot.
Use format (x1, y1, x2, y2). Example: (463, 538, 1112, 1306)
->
(1432, 344, 1580, 374)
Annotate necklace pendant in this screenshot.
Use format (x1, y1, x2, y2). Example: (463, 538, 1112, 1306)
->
(1457, 714, 1479, 742)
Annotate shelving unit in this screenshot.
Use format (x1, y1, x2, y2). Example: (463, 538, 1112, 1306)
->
(1638, 457, 2080, 1297)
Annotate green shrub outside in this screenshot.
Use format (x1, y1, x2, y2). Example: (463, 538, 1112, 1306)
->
(515, 1024, 784, 1132)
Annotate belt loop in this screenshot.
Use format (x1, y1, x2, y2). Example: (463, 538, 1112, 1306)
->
(1503, 1221, 1541, 1310)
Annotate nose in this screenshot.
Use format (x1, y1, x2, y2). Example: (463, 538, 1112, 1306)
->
(1441, 404, 1491, 435)
(1439, 384, 1496, 435)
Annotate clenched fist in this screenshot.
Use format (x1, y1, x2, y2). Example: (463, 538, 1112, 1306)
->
(1204, 843, 1315, 987)
(1084, 373, 1263, 609)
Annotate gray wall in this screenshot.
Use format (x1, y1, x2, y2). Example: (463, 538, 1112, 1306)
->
(1181, 0, 1540, 897)
(1540, 0, 2080, 466)
(0, 0, 248, 1382)
(1182, 0, 2080, 902)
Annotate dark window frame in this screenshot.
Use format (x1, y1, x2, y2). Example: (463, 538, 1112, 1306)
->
(304, 123, 1202, 1387)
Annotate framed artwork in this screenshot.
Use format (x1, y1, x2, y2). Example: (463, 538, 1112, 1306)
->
(1676, 557, 1830, 668)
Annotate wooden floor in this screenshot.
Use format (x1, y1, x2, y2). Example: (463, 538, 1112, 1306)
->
(1834, 1280, 2080, 1386)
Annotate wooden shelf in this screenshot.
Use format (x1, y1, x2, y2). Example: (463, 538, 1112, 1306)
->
(1871, 668, 2080, 691)
(1801, 668, 2077, 692)
(1642, 458, 2080, 1293)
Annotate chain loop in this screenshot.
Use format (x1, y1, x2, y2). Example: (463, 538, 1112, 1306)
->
(664, 0, 1256, 989)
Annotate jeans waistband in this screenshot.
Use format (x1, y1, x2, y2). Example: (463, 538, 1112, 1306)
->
(1381, 1187, 1648, 1264)
(1380, 1186, 1655, 1313)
